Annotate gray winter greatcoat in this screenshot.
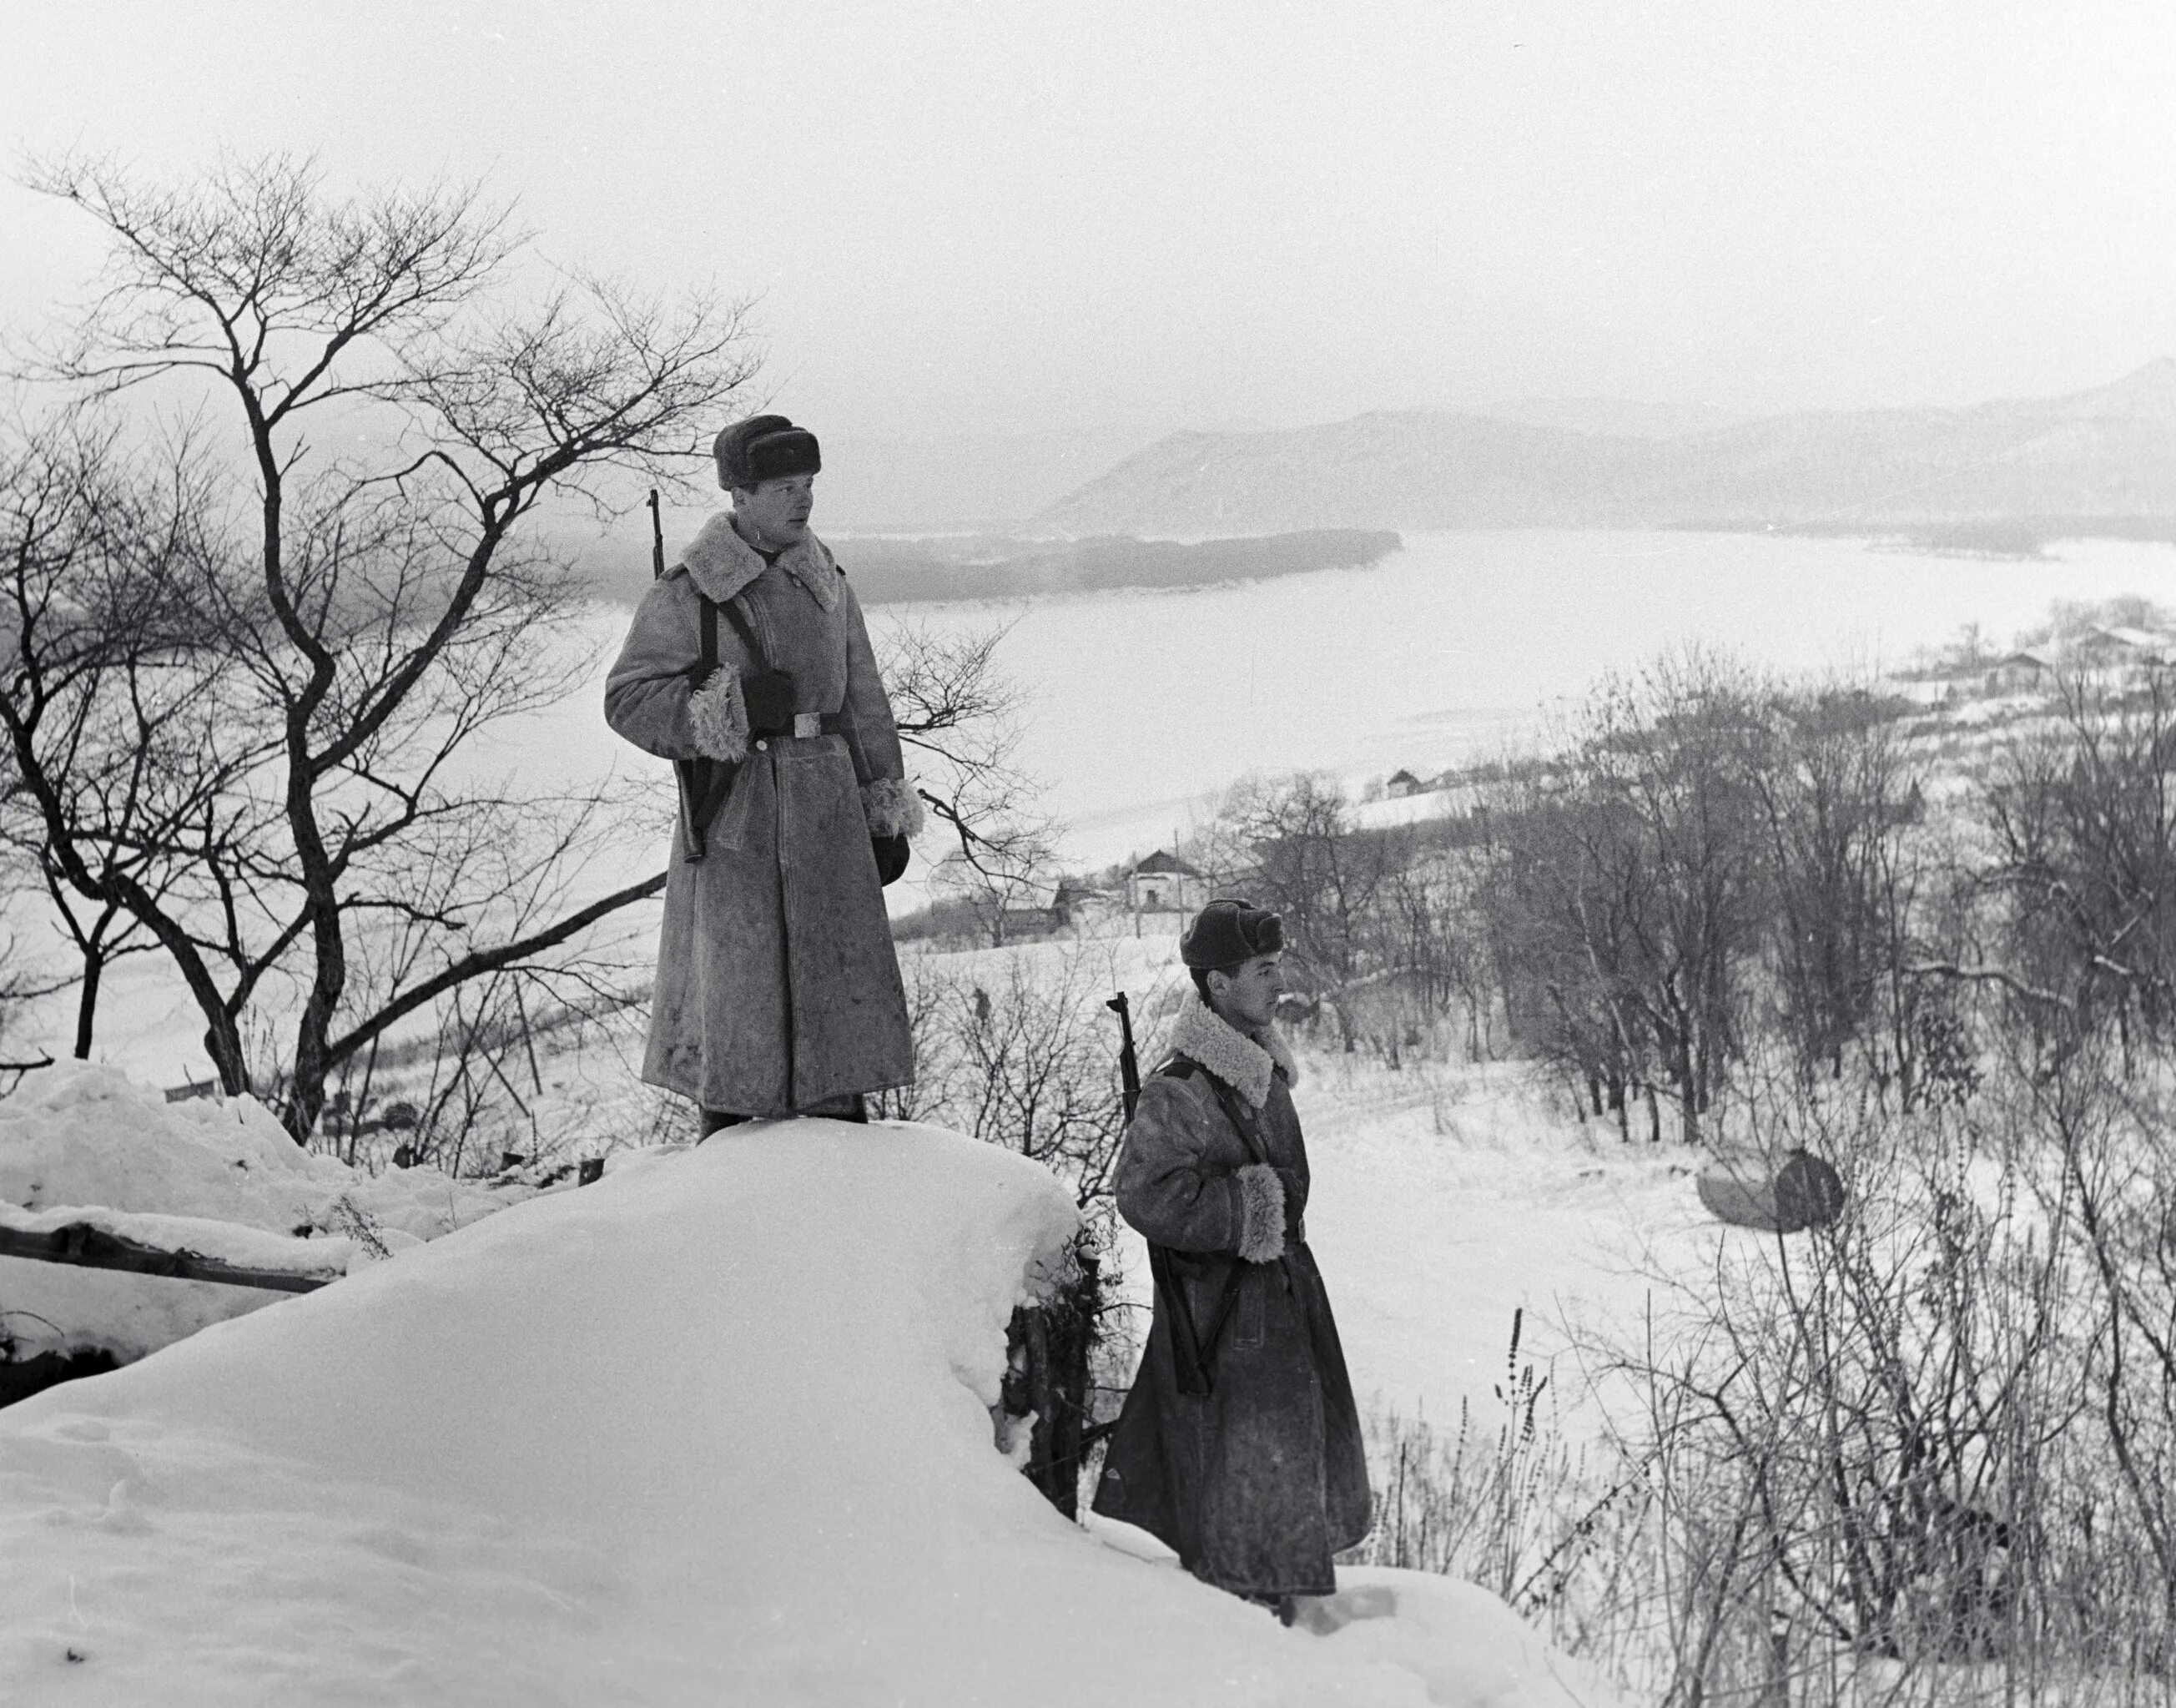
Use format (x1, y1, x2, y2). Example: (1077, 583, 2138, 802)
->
(604, 516, 920, 1116)
(1092, 1005, 1370, 1598)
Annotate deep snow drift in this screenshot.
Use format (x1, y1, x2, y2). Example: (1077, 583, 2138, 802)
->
(0, 1062, 540, 1364)
(0, 1119, 1617, 1705)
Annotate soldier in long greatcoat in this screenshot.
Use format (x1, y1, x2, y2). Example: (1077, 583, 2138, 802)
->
(604, 416, 923, 1130)
(1092, 899, 1371, 1620)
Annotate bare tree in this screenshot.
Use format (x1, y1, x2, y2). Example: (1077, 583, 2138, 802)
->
(8, 151, 758, 1136)
(1564, 655, 1771, 1144)
(0, 404, 266, 1058)
(1751, 683, 1922, 1092)
(1975, 668, 2176, 1070)
(879, 616, 1060, 945)
(1211, 771, 1402, 1049)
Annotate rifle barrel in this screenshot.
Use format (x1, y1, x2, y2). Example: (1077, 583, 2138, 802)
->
(1107, 992, 1141, 1121)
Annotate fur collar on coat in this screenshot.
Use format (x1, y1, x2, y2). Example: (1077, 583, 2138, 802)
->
(679, 513, 842, 613)
(1166, 1002, 1298, 1111)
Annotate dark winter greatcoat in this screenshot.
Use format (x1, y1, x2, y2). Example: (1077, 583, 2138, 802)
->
(604, 516, 920, 1116)
(1092, 1004, 1370, 1598)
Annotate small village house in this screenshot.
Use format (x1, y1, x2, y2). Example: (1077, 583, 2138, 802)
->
(1127, 850, 1204, 916)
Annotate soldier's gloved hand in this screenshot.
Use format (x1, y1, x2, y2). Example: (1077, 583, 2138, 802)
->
(1236, 1163, 1287, 1263)
(741, 668, 798, 732)
(872, 834, 910, 885)
(1274, 1166, 1306, 1247)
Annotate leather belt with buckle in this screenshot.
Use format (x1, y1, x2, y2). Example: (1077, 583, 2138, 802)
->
(750, 711, 847, 744)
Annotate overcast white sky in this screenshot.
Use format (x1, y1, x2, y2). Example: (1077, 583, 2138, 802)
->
(3, 0, 2173, 446)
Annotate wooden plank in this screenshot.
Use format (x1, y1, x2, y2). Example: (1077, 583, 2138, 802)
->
(0, 1221, 340, 1294)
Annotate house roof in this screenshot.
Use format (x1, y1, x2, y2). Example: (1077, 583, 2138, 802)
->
(1131, 849, 1201, 878)
(2090, 625, 2173, 653)
(1386, 768, 1419, 784)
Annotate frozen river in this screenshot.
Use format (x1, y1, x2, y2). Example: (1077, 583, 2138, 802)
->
(855, 527, 2176, 867)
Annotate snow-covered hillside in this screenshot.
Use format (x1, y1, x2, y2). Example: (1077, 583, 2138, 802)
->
(0, 1120, 1620, 1706)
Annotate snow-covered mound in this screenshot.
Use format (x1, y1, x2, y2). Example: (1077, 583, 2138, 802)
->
(0, 1061, 524, 1237)
(0, 1120, 1616, 1705)
(1, 1062, 534, 1362)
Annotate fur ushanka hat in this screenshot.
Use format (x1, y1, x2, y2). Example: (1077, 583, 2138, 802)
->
(713, 415, 822, 491)
(1180, 897, 1285, 970)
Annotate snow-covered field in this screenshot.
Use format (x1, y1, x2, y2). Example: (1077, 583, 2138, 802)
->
(8, 528, 2174, 1700)
(0, 940, 1728, 1704)
(0, 1119, 1621, 1706)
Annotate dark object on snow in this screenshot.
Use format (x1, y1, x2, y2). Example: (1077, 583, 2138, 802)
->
(0, 1347, 119, 1409)
(1094, 1003, 1369, 1600)
(0, 1219, 339, 1293)
(1002, 1250, 1106, 1522)
(578, 1157, 605, 1187)
(872, 831, 910, 886)
(1696, 1146, 1846, 1233)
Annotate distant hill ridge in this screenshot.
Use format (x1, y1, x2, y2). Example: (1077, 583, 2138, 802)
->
(1034, 360, 2176, 538)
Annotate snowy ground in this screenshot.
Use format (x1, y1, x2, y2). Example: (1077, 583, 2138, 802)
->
(0, 1121, 1620, 1706)
(8, 529, 2156, 1699)
(1286, 1052, 1710, 1443)
(1, 1063, 546, 1364)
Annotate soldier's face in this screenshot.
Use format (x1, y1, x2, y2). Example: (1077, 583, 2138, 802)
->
(736, 474, 816, 547)
(1212, 953, 1285, 1032)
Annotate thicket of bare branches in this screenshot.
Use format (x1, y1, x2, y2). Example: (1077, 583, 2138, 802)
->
(1191, 647, 2176, 1700)
(879, 617, 1060, 945)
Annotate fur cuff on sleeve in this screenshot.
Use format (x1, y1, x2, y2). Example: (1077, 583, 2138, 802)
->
(688, 666, 748, 763)
(862, 776, 925, 839)
(1235, 1163, 1287, 1263)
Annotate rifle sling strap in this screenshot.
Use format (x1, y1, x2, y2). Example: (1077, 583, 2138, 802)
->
(676, 592, 753, 860)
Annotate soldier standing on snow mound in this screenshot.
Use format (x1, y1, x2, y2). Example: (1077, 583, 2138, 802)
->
(604, 416, 923, 1133)
(1093, 899, 1371, 1624)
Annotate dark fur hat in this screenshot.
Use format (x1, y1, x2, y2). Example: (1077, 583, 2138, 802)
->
(713, 415, 822, 491)
(1180, 897, 1284, 969)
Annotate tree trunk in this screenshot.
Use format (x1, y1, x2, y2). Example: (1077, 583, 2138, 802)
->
(71, 950, 103, 1060)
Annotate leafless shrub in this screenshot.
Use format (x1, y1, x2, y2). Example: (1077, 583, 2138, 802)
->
(1345, 1312, 1646, 1628)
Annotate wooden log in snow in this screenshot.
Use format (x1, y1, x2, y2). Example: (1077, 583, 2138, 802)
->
(0, 1221, 341, 1294)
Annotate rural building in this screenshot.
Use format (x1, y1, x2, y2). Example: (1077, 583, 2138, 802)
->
(1988, 647, 2058, 692)
(1127, 850, 1204, 914)
(1385, 769, 1422, 799)
(2076, 625, 2175, 668)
